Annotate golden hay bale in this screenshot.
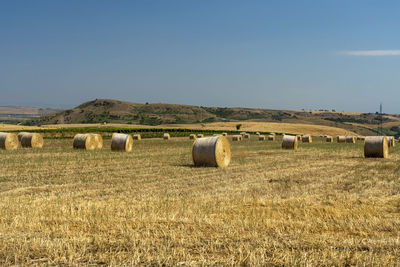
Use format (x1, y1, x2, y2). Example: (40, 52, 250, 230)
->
(256, 132, 260, 135)
(267, 134, 275, 141)
(337, 136, 346, 143)
(192, 136, 231, 168)
(258, 135, 266, 141)
(133, 134, 141, 140)
(387, 136, 395, 147)
(197, 134, 204, 138)
(111, 133, 133, 152)
(189, 134, 197, 140)
(302, 135, 312, 143)
(297, 135, 301, 140)
(232, 135, 242, 141)
(222, 132, 228, 136)
(0, 132, 18, 150)
(73, 134, 96, 150)
(244, 133, 251, 139)
(364, 136, 388, 158)
(20, 133, 44, 148)
(346, 136, 356, 143)
(92, 134, 103, 149)
(282, 135, 298, 150)
(326, 136, 333, 143)
(17, 132, 30, 142)
(163, 133, 171, 140)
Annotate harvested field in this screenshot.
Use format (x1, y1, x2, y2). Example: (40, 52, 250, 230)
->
(0, 137, 400, 265)
(0, 122, 358, 136)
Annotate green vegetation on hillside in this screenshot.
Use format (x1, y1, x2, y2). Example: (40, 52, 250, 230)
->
(21, 99, 395, 136)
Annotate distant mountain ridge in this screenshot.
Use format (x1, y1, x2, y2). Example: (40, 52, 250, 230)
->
(21, 99, 400, 136)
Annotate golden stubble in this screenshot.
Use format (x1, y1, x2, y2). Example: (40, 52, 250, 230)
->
(0, 136, 399, 265)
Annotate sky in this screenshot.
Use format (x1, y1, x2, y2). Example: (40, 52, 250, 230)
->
(1, 1, 400, 113)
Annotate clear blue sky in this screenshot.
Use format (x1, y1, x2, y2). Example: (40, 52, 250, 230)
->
(1, 1, 400, 113)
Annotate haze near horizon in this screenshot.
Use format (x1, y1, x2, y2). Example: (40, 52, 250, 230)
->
(1, 0, 400, 113)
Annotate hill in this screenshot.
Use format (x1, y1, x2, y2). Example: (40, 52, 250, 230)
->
(22, 99, 400, 136)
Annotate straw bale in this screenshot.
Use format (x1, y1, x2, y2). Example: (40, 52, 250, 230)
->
(302, 135, 312, 143)
(111, 133, 133, 152)
(163, 133, 171, 140)
(282, 135, 298, 150)
(326, 136, 333, 142)
(133, 134, 141, 140)
(364, 136, 388, 158)
(192, 136, 231, 168)
(232, 135, 242, 141)
(346, 136, 356, 143)
(73, 134, 96, 150)
(197, 134, 204, 138)
(337, 136, 346, 143)
(387, 136, 395, 147)
(244, 133, 251, 139)
(0, 132, 18, 150)
(20, 133, 44, 148)
(258, 135, 266, 141)
(189, 134, 197, 140)
(267, 135, 275, 141)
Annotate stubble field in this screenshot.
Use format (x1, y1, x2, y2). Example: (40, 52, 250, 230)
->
(1, 136, 400, 265)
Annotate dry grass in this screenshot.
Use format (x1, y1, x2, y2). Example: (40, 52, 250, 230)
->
(1, 136, 400, 265)
(0, 122, 358, 136)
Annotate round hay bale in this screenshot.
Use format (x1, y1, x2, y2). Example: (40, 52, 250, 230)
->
(189, 134, 197, 140)
(364, 136, 388, 158)
(133, 134, 141, 140)
(282, 135, 298, 150)
(73, 134, 96, 150)
(346, 136, 356, 143)
(302, 135, 312, 143)
(222, 132, 228, 136)
(197, 134, 204, 138)
(17, 132, 30, 142)
(232, 135, 242, 141)
(258, 135, 266, 141)
(192, 136, 231, 168)
(0, 132, 18, 150)
(93, 134, 103, 149)
(244, 133, 251, 139)
(256, 132, 260, 135)
(337, 136, 346, 143)
(20, 133, 44, 148)
(240, 132, 246, 136)
(297, 135, 301, 140)
(326, 136, 333, 143)
(387, 136, 395, 147)
(111, 133, 133, 152)
(163, 133, 171, 140)
(267, 135, 275, 141)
